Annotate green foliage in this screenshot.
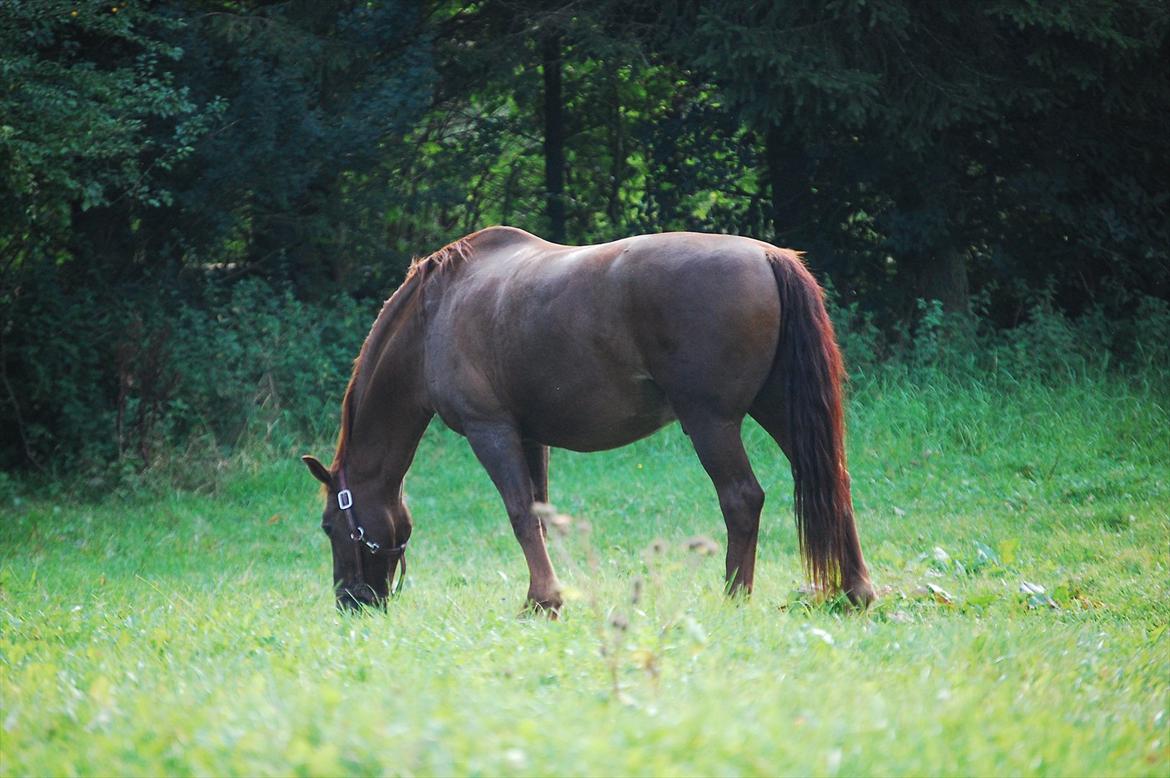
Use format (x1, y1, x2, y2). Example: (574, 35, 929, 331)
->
(2, 0, 1168, 472)
(676, 0, 1170, 312)
(2, 5, 1166, 770)
(165, 279, 368, 450)
(0, 1, 214, 269)
(824, 284, 1170, 401)
(158, 0, 436, 291)
(1128, 295, 1170, 372)
(1, 263, 367, 476)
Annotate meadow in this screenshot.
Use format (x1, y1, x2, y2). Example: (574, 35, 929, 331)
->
(2, 371, 1167, 776)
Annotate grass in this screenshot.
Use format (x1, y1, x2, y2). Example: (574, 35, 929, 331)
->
(1, 371, 1168, 776)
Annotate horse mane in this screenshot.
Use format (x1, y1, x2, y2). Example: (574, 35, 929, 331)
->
(403, 235, 474, 286)
(329, 236, 474, 477)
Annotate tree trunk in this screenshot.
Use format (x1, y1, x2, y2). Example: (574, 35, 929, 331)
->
(764, 123, 810, 245)
(542, 34, 566, 243)
(606, 64, 624, 229)
(918, 248, 971, 315)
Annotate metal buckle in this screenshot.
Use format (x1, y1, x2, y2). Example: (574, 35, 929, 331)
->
(350, 525, 365, 543)
(337, 489, 353, 511)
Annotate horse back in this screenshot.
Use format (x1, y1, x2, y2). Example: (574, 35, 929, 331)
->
(423, 229, 782, 448)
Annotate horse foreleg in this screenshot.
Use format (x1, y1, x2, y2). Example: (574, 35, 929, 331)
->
(682, 413, 765, 596)
(466, 424, 563, 613)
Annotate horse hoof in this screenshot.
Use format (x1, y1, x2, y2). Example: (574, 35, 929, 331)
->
(847, 579, 877, 609)
(522, 595, 563, 620)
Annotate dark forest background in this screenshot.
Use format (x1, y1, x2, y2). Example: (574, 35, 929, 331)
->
(2, 0, 1168, 476)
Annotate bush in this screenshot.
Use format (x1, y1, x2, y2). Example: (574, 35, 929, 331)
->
(823, 288, 887, 377)
(1123, 294, 1170, 373)
(2, 263, 1166, 484)
(1, 267, 368, 480)
(167, 279, 367, 452)
(827, 284, 1169, 389)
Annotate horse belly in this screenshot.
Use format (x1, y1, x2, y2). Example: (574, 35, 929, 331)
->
(515, 368, 677, 452)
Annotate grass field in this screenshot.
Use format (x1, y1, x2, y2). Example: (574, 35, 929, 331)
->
(2, 372, 1168, 776)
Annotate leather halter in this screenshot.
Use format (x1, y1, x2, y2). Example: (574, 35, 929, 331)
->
(335, 469, 407, 601)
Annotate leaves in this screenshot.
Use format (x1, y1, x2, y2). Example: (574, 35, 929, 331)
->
(1020, 581, 1059, 610)
(925, 583, 956, 606)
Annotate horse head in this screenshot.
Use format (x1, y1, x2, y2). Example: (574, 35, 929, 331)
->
(302, 455, 408, 611)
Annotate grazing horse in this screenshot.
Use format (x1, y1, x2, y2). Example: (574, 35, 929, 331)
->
(302, 226, 874, 611)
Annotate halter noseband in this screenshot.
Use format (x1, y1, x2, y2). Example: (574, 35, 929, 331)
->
(335, 470, 407, 601)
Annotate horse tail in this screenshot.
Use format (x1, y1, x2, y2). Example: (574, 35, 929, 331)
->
(764, 250, 871, 601)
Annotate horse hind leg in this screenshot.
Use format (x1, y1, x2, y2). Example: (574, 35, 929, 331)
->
(466, 424, 562, 613)
(523, 440, 552, 538)
(523, 440, 550, 504)
(679, 411, 765, 595)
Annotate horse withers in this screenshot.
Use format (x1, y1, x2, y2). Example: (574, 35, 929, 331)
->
(303, 226, 874, 612)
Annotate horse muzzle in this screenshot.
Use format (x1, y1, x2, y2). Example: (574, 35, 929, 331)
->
(336, 584, 386, 612)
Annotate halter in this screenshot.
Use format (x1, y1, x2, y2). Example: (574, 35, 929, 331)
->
(335, 469, 407, 602)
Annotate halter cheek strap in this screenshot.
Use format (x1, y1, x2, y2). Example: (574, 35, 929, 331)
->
(336, 470, 407, 597)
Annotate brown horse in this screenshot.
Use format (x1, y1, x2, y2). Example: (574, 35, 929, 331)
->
(302, 226, 874, 611)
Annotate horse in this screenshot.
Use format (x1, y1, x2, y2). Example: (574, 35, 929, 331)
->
(302, 226, 875, 612)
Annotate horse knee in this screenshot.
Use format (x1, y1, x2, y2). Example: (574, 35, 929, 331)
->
(730, 479, 764, 515)
(743, 481, 765, 515)
(721, 480, 764, 535)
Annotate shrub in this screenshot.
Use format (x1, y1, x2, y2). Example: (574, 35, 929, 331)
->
(1, 267, 368, 480)
(2, 264, 1165, 483)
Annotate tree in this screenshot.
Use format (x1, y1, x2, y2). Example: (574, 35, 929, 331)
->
(0, 1, 214, 468)
(151, 0, 436, 293)
(682, 0, 1170, 318)
(0, 1, 209, 277)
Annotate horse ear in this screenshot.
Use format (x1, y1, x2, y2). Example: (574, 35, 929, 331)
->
(301, 455, 334, 488)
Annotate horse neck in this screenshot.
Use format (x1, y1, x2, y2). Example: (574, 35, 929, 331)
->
(340, 290, 433, 500)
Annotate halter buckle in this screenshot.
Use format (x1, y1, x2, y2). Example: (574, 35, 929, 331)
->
(337, 489, 353, 511)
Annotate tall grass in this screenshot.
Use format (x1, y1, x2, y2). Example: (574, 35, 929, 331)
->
(2, 367, 1167, 776)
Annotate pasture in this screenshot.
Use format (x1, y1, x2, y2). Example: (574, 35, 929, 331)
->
(2, 373, 1167, 776)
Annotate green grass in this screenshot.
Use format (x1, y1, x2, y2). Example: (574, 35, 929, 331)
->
(2, 373, 1168, 776)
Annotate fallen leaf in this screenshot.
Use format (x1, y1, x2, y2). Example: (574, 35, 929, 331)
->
(1020, 581, 1058, 609)
(930, 545, 955, 572)
(973, 541, 999, 566)
(915, 582, 955, 605)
